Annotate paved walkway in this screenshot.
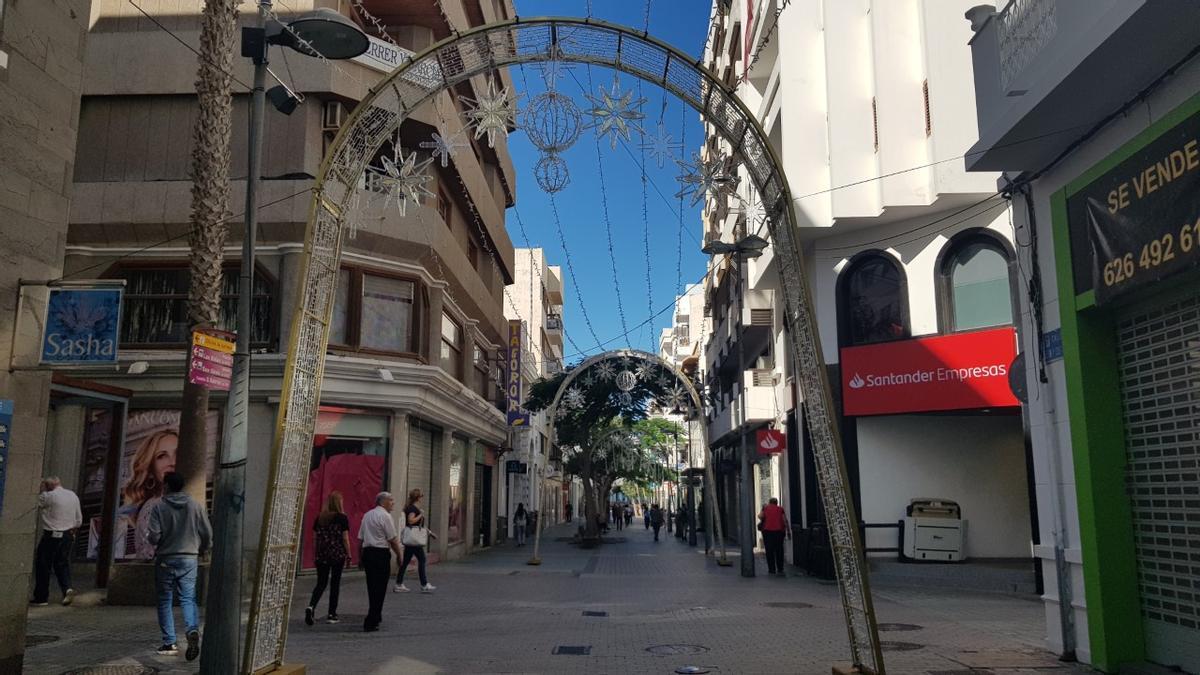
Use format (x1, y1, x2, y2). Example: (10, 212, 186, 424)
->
(24, 523, 1093, 674)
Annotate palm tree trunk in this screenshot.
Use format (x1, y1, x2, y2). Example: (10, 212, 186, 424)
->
(178, 0, 240, 502)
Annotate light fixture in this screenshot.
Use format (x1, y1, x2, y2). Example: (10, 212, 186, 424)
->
(270, 8, 370, 60)
(127, 361, 149, 375)
(377, 368, 394, 382)
(266, 85, 300, 115)
(701, 233, 770, 259)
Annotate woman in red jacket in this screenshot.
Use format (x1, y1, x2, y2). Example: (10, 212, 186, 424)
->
(757, 498, 791, 576)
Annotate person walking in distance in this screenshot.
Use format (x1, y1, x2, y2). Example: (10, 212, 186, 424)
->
(147, 472, 212, 660)
(394, 489, 437, 593)
(513, 502, 528, 547)
(643, 502, 651, 530)
(564, 501, 573, 523)
(650, 503, 665, 542)
(306, 491, 351, 626)
(758, 498, 791, 576)
(359, 492, 403, 632)
(31, 476, 82, 607)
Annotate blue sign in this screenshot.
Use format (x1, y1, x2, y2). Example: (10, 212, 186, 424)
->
(0, 399, 12, 517)
(1041, 329, 1063, 364)
(40, 288, 122, 364)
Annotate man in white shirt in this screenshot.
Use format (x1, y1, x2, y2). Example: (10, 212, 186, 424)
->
(31, 476, 83, 607)
(358, 491, 402, 632)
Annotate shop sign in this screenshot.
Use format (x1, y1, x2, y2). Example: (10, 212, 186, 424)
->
(351, 34, 413, 74)
(188, 329, 235, 391)
(506, 320, 529, 426)
(506, 460, 528, 474)
(0, 399, 11, 517)
(756, 429, 785, 456)
(840, 327, 1019, 416)
(40, 287, 122, 364)
(1067, 108, 1200, 305)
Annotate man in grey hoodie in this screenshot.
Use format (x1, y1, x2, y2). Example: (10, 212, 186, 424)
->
(147, 471, 212, 660)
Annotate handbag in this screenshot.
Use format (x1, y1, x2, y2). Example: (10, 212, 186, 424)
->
(401, 524, 428, 548)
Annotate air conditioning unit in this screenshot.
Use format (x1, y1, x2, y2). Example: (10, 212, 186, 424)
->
(323, 101, 347, 131)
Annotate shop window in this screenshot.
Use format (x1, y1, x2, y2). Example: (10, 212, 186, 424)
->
(473, 343, 490, 400)
(447, 435, 466, 545)
(837, 252, 908, 346)
(111, 264, 274, 347)
(440, 312, 463, 379)
(938, 232, 1015, 332)
(330, 267, 422, 356)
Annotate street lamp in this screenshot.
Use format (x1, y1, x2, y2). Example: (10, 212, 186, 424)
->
(701, 233, 769, 578)
(201, 4, 367, 674)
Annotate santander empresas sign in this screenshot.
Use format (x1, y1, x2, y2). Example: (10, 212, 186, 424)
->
(840, 327, 1019, 416)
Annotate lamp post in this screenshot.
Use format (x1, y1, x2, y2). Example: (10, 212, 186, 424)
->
(200, 6, 366, 673)
(702, 233, 769, 578)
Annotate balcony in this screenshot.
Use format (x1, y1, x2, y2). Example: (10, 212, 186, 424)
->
(966, 0, 1200, 172)
(705, 370, 779, 445)
(545, 312, 563, 346)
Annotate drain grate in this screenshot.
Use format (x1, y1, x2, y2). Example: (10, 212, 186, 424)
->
(880, 641, 925, 652)
(675, 667, 713, 674)
(582, 610, 608, 617)
(553, 645, 591, 655)
(646, 644, 710, 656)
(763, 601, 813, 609)
(26, 634, 59, 647)
(59, 662, 159, 667)
(877, 623, 923, 632)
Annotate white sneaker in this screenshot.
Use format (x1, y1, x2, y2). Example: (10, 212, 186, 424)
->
(421, 584, 436, 593)
(393, 583, 410, 593)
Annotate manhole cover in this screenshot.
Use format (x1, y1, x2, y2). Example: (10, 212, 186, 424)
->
(763, 601, 813, 609)
(26, 634, 59, 647)
(880, 641, 924, 652)
(553, 645, 591, 655)
(647, 644, 710, 656)
(58, 662, 158, 667)
(877, 622, 923, 632)
(582, 610, 608, 617)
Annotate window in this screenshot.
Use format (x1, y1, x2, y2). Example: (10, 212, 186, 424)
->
(468, 238, 480, 271)
(330, 267, 421, 355)
(437, 189, 452, 225)
(838, 253, 907, 346)
(112, 264, 274, 346)
(473, 343, 490, 400)
(440, 312, 463, 379)
(939, 234, 1014, 331)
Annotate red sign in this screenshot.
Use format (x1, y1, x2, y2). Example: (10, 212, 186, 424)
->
(756, 429, 785, 456)
(840, 327, 1019, 416)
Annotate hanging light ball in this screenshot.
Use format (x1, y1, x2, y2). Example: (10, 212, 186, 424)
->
(535, 153, 570, 194)
(523, 90, 583, 154)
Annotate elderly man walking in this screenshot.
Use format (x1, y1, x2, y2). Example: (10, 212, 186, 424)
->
(31, 476, 82, 607)
(148, 471, 212, 660)
(359, 491, 403, 632)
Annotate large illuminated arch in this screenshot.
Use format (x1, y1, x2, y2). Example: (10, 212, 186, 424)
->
(245, 17, 884, 674)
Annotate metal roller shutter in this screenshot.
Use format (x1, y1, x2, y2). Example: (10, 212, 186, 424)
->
(408, 426, 434, 505)
(1116, 294, 1200, 671)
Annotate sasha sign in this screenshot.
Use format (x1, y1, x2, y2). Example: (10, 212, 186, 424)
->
(506, 320, 528, 426)
(840, 327, 1019, 416)
(1067, 107, 1200, 304)
(40, 287, 122, 364)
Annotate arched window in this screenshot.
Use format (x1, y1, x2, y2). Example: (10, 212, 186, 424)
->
(939, 233, 1015, 332)
(838, 252, 908, 346)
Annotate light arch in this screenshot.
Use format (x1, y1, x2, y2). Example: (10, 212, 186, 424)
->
(246, 17, 884, 674)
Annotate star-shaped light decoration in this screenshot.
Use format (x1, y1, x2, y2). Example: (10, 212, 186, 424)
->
(635, 362, 657, 383)
(595, 360, 617, 382)
(582, 373, 598, 388)
(368, 148, 435, 217)
(536, 43, 575, 89)
(555, 406, 571, 420)
(655, 373, 674, 390)
(562, 386, 587, 410)
(419, 131, 467, 168)
(659, 386, 689, 412)
(619, 354, 634, 369)
(674, 151, 739, 209)
(640, 119, 683, 169)
(584, 75, 646, 150)
(736, 187, 768, 234)
(463, 81, 519, 149)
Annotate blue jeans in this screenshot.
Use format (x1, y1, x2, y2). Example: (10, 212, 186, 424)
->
(155, 555, 199, 646)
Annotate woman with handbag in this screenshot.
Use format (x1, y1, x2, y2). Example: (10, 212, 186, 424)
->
(306, 491, 351, 625)
(394, 489, 436, 593)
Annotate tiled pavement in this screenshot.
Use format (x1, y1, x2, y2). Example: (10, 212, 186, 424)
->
(23, 524, 1094, 674)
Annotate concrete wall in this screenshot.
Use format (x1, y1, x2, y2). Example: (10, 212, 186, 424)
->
(0, 0, 92, 669)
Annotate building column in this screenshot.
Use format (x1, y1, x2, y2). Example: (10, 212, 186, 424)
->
(432, 427, 455, 560)
(43, 404, 87, 491)
(388, 412, 411, 532)
(462, 437, 478, 553)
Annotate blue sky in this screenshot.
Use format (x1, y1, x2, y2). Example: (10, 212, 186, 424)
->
(506, 0, 713, 362)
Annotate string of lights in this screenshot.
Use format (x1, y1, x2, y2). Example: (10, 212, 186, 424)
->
(739, 0, 793, 85)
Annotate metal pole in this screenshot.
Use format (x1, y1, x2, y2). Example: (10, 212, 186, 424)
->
(736, 251, 755, 578)
(201, 3, 266, 670)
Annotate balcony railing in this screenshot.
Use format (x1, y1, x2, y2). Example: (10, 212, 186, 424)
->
(546, 314, 563, 332)
(997, 0, 1057, 91)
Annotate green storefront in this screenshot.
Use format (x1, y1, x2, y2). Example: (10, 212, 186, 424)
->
(1052, 94, 1200, 672)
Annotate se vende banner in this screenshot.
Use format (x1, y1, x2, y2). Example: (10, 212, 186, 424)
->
(840, 327, 1019, 416)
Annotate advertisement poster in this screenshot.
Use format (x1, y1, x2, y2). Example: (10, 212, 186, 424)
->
(87, 409, 219, 561)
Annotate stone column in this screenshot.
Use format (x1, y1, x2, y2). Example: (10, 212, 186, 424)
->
(431, 427, 455, 560)
(43, 404, 86, 491)
(462, 437, 478, 552)
(389, 413, 411, 532)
